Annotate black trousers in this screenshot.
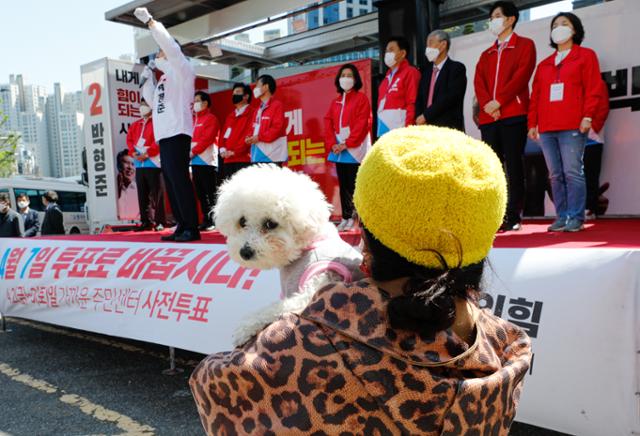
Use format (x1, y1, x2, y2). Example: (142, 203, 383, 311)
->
(135, 167, 166, 226)
(192, 165, 217, 224)
(159, 134, 198, 232)
(336, 162, 359, 220)
(523, 153, 550, 217)
(584, 143, 603, 213)
(481, 118, 527, 223)
(222, 162, 252, 182)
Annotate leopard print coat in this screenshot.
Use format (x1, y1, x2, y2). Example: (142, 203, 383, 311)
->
(190, 279, 532, 435)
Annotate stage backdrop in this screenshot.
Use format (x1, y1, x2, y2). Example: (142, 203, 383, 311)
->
(452, 0, 640, 216)
(0, 237, 638, 436)
(207, 59, 373, 219)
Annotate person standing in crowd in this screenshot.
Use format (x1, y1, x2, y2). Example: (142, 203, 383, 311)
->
(0, 193, 24, 238)
(324, 63, 372, 231)
(528, 12, 603, 232)
(377, 36, 420, 137)
(17, 193, 39, 237)
(190, 91, 220, 232)
(136, 7, 200, 242)
(126, 98, 165, 231)
(416, 30, 467, 131)
(41, 191, 64, 235)
(190, 126, 532, 435)
(584, 79, 610, 219)
(220, 83, 255, 181)
(245, 75, 287, 165)
(474, 1, 536, 231)
(116, 150, 140, 221)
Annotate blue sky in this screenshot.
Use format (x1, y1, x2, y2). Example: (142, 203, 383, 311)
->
(0, 0, 134, 93)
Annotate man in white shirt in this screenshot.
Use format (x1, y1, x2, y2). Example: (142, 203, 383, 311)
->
(136, 7, 200, 242)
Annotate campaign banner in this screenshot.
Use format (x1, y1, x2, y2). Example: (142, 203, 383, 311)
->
(209, 59, 373, 218)
(453, 0, 640, 216)
(81, 60, 117, 230)
(106, 59, 145, 222)
(0, 237, 638, 435)
(0, 238, 278, 354)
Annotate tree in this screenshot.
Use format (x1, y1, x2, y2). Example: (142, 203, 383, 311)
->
(0, 108, 19, 178)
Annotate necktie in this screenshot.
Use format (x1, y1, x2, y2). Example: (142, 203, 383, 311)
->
(427, 67, 439, 108)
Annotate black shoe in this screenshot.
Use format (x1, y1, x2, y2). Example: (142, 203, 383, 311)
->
(175, 229, 201, 242)
(135, 223, 154, 232)
(500, 221, 522, 232)
(198, 221, 215, 231)
(161, 232, 178, 241)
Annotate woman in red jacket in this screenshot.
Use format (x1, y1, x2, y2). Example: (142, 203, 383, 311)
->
(190, 91, 220, 231)
(528, 13, 602, 233)
(324, 64, 372, 231)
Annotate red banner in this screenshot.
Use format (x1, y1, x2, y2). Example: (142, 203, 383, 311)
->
(208, 59, 373, 218)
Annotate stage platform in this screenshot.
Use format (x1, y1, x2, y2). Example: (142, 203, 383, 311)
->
(34, 218, 640, 249)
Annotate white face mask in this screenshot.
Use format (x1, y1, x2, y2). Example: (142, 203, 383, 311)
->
(489, 17, 505, 36)
(140, 105, 151, 116)
(0, 204, 8, 214)
(18, 201, 28, 209)
(193, 101, 203, 113)
(425, 47, 440, 63)
(155, 57, 170, 73)
(253, 86, 264, 99)
(384, 52, 397, 68)
(339, 77, 355, 92)
(551, 25, 573, 45)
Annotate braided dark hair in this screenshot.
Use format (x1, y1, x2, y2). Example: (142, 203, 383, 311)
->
(362, 227, 484, 335)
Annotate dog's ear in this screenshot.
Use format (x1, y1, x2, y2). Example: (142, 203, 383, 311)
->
(287, 174, 332, 245)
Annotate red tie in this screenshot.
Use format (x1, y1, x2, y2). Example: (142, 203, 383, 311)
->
(427, 66, 439, 108)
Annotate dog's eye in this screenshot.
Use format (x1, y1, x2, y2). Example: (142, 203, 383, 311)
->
(263, 219, 278, 231)
(239, 216, 247, 228)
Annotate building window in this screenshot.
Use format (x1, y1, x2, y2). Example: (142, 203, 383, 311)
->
(347, 7, 353, 18)
(360, 0, 368, 5)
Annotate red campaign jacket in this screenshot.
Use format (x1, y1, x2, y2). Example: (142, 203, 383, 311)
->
(191, 111, 220, 155)
(377, 59, 421, 125)
(592, 78, 610, 134)
(255, 97, 286, 143)
(219, 105, 255, 163)
(474, 32, 537, 126)
(126, 118, 159, 157)
(324, 90, 372, 151)
(529, 45, 603, 133)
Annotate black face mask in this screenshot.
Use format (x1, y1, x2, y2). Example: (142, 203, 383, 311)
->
(232, 94, 244, 104)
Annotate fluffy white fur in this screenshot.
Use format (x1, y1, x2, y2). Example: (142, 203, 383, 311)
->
(214, 164, 356, 347)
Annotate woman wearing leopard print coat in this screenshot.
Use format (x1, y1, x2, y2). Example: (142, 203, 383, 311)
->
(190, 126, 532, 435)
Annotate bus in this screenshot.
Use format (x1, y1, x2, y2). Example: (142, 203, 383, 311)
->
(0, 176, 89, 235)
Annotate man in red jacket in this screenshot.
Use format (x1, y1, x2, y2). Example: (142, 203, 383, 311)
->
(246, 75, 287, 165)
(474, 1, 536, 231)
(220, 83, 255, 180)
(377, 36, 420, 137)
(190, 91, 220, 231)
(126, 99, 165, 231)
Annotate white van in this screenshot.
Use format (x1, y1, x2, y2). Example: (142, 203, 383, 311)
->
(0, 176, 89, 235)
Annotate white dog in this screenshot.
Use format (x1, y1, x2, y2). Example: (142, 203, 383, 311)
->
(214, 164, 363, 347)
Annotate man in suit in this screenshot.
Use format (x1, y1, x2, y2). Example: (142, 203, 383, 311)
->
(416, 30, 467, 132)
(41, 190, 65, 235)
(16, 193, 40, 237)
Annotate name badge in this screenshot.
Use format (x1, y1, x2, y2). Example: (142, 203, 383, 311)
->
(223, 127, 232, 139)
(550, 83, 564, 102)
(135, 137, 146, 154)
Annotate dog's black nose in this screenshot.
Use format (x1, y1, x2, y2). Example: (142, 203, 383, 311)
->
(239, 245, 255, 260)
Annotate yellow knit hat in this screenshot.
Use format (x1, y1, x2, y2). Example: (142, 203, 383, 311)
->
(354, 126, 506, 269)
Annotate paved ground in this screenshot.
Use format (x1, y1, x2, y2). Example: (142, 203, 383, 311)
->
(0, 318, 571, 436)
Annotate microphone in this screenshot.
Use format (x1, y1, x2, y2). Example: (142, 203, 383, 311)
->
(139, 59, 156, 89)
